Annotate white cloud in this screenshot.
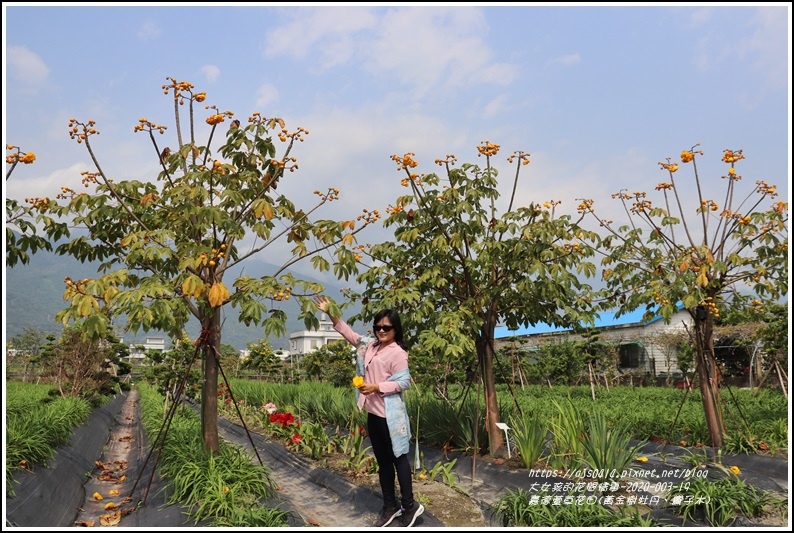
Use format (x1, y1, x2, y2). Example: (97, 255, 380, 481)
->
(366, 7, 516, 96)
(202, 65, 221, 82)
(6, 46, 50, 90)
(740, 6, 788, 89)
(263, 7, 516, 97)
(263, 6, 377, 61)
(690, 5, 787, 92)
(507, 146, 654, 230)
(270, 102, 467, 238)
(482, 95, 508, 119)
(255, 84, 279, 109)
(688, 7, 713, 26)
(137, 20, 161, 40)
(553, 53, 581, 67)
(6, 162, 90, 202)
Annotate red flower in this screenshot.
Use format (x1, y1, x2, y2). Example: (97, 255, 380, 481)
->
(269, 411, 297, 427)
(292, 433, 302, 444)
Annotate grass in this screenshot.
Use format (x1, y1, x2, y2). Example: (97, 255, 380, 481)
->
(137, 383, 294, 527)
(667, 471, 787, 526)
(508, 412, 547, 469)
(5, 382, 93, 496)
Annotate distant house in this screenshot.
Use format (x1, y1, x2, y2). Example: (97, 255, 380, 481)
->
(289, 313, 345, 358)
(494, 306, 693, 377)
(128, 337, 167, 361)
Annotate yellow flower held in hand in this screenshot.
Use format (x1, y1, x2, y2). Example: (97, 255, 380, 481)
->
(352, 376, 364, 388)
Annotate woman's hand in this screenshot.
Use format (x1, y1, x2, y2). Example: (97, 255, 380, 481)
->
(359, 383, 380, 395)
(314, 294, 341, 325)
(314, 295, 329, 313)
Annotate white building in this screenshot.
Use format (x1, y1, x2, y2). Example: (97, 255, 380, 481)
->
(127, 337, 167, 360)
(494, 305, 693, 377)
(289, 313, 345, 357)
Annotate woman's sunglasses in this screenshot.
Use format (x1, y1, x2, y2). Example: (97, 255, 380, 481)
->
(373, 325, 394, 333)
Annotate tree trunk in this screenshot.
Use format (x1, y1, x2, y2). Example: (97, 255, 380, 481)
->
(201, 311, 221, 454)
(694, 308, 724, 450)
(479, 314, 505, 457)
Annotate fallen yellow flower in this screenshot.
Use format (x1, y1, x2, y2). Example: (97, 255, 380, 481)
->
(636, 456, 648, 463)
(93, 492, 103, 501)
(104, 502, 116, 510)
(100, 511, 121, 527)
(730, 466, 741, 475)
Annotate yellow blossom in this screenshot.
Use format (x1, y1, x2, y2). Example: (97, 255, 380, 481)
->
(730, 466, 741, 475)
(636, 456, 648, 463)
(352, 376, 364, 388)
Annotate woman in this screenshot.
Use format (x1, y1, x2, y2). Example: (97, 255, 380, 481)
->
(314, 295, 424, 527)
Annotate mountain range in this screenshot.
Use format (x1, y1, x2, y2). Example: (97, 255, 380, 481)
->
(4, 245, 359, 351)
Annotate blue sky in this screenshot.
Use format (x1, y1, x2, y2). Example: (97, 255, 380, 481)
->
(3, 3, 791, 283)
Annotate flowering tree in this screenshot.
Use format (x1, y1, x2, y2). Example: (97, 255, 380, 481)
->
(346, 142, 602, 456)
(28, 77, 377, 452)
(242, 339, 286, 381)
(577, 146, 788, 449)
(6, 145, 69, 266)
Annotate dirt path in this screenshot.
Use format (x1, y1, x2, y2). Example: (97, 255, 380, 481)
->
(75, 389, 202, 528)
(217, 414, 446, 527)
(76, 389, 141, 527)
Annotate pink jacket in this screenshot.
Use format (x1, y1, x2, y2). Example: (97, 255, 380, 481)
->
(333, 319, 408, 418)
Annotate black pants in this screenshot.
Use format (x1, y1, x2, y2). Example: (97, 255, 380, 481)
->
(367, 412, 414, 510)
